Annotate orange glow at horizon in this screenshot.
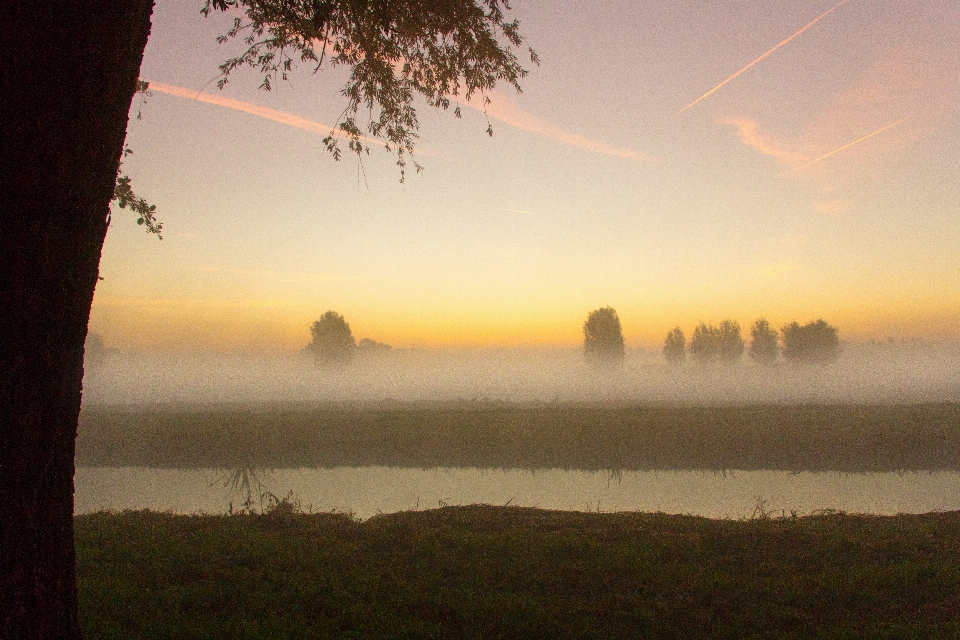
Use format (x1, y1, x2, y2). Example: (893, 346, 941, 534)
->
(677, 0, 852, 114)
(89, 293, 960, 353)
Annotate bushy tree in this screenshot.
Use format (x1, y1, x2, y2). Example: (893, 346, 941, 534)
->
(781, 319, 841, 364)
(688, 322, 718, 364)
(716, 320, 744, 363)
(690, 320, 743, 365)
(749, 318, 779, 366)
(663, 327, 686, 364)
(583, 307, 625, 368)
(307, 311, 356, 367)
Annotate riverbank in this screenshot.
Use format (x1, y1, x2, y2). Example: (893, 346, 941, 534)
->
(79, 402, 960, 471)
(77, 505, 960, 638)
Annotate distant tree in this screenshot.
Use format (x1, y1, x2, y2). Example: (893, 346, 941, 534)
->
(583, 307, 625, 368)
(663, 327, 686, 364)
(749, 319, 779, 366)
(306, 311, 356, 367)
(716, 320, 744, 364)
(688, 322, 719, 364)
(83, 333, 107, 370)
(357, 338, 392, 354)
(781, 319, 841, 364)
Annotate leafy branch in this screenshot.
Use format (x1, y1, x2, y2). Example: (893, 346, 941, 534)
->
(112, 80, 162, 239)
(113, 173, 162, 239)
(202, 0, 537, 181)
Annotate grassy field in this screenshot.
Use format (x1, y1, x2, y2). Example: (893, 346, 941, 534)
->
(78, 402, 960, 471)
(76, 505, 960, 639)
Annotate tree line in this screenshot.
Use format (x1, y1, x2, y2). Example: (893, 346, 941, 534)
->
(662, 318, 841, 366)
(581, 308, 841, 368)
(308, 308, 841, 371)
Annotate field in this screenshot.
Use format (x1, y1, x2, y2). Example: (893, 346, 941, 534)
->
(76, 505, 960, 639)
(78, 402, 960, 471)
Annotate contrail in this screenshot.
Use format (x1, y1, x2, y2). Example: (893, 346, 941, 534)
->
(794, 119, 906, 170)
(146, 80, 394, 150)
(677, 0, 852, 115)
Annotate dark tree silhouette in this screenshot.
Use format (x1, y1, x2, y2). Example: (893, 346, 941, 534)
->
(781, 319, 842, 364)
(749, 318, 779, 366)
(583, 307, 625, 368)
(1, 2, 534, 636)
(688, 322, 719, 364)
(716, 319, 744, 364)
(690, 320, 743, 365)
(306, 312, 356, 367)
(663, 327, 686, 364)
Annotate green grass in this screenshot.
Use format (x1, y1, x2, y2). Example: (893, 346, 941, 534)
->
(79, 402, 960, 471)
(77, 505, 960, 639)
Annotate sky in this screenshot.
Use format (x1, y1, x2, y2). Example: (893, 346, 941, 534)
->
(91, 0, 960, 352)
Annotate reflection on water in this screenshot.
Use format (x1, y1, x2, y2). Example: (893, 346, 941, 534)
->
(75, 467, 960, 519)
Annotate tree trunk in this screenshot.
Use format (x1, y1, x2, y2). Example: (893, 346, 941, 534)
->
(0, 2, 154, 638)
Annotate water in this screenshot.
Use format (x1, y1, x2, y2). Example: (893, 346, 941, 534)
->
(75, 467, 960, 519)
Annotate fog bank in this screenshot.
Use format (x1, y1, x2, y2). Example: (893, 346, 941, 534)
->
(82, 343, 960, 406)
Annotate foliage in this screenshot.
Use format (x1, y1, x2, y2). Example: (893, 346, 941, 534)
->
(112, 173, 162, 238)
(582, 307, 625, 368)
(689, 321, 743, 365)
(202, 0, 538, 180)
(749, 318, 779, 366)
(716, 319, 744, 363)
(688, 322, 718, 364)
(306, 311, 356, 367)
(76, 507, 960, 639)
(781, 319, 841, 364)
(111, 81, 162, 238)
(663, 326, 685, 364)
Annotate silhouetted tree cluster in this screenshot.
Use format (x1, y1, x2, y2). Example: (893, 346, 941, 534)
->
(305, 312, 393, 368)
(781, 319, 841, 364)
(663, 327, 686, 364)
(662, 317, 840, 367)
(306, 311, 356, 367)
(583, 307, 625, 369)
(749, 319, 779, 366)
(687, 320, 743, 365)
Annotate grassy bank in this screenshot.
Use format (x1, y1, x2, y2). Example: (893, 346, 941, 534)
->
(77, 506, 960, 639)
(78, 402, 960, 471)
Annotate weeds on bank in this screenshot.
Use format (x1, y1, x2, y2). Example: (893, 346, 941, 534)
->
(76, 506, 960, 639)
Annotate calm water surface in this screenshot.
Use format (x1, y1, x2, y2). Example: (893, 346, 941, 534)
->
(75, 467, 960, 519)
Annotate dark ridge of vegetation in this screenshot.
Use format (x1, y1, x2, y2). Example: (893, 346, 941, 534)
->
(76, 506, 960, 639)
(77, 402, 960, 472)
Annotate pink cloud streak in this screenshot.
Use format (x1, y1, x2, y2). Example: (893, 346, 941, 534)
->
(146, 81, 442, 156)
(467, 91, 655, 162)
